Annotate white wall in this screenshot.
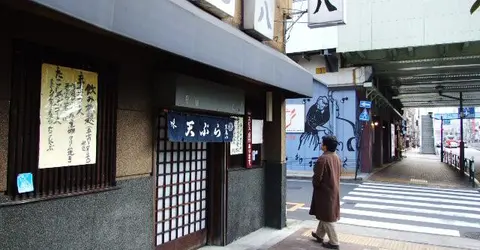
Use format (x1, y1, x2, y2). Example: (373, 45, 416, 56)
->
(291, 54, 372, 86)
(337, 0, 480, 52)
(285, 0, 338, 54)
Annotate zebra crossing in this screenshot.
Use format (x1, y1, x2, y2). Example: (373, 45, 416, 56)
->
(338, 182, 480, 237)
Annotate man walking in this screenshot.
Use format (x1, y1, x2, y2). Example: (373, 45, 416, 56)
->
(309, 135, 341, 249)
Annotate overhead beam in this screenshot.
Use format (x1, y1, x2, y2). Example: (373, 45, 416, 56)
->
(399, 97, 480, 103)
(394, 92, 480, 100)
(363, 82, 403, 119)
(374, 66, 480, 77)
(357, 51, 366, 59)
(402, 101, 480, 107)
(439, 44, 449, 57)
(394, 79, 480, 86)
(390, 49, 397, 60)
(407, 47, 414, 57)
(398, 73, 480, 82)
(398, 85, 480, 93)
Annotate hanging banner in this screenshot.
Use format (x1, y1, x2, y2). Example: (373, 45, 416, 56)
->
(286, 104, 305, 133)
(38, 63, 98, 169)
(245, 112, 253, 168)
(167, 111, 235, 142)
(230, 117, 244, 155)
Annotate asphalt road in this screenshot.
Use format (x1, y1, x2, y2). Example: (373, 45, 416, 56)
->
(287, 179, 480, 239)
(286, 180, 357, 221)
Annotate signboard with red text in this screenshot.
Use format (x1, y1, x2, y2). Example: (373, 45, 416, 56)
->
(286, 104, 305, 133)
(245, 112, 253, 168)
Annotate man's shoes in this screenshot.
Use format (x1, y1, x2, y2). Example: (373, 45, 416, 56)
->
(322, 242, 340, 249)
(311, 232, 323, 243)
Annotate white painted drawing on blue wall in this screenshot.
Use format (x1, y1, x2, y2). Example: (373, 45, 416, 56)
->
(286, 83, 358, 172)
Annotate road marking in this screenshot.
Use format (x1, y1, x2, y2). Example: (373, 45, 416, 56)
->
(410, 178, 428, 184)
(286, 202, 305, 211)
(341, 208, 480, 229)
(358, 184, 480, 197)
(342, 196, 480, 212)
(353, 203, 480, 220)
(348, 191, 480, 206)
(354, 187, 480, 201)
(362, 182, 479, 193)
(337, 218, 460, 237)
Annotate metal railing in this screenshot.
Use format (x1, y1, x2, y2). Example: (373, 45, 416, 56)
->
(442, 151, 476, 187)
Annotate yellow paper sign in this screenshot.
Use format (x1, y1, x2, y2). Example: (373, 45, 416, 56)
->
(38, 63, 98, 169)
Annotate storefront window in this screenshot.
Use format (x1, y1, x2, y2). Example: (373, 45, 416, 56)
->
(228, 94, 265, 169)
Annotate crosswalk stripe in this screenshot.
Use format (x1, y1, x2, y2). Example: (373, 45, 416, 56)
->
(341, 208, 480, 229)
(358, 184, 480, 197)
(362, 182, 478, 193)
(348, 191, 480, 206)
(354, 187, 480, 201)
(342, 196, 480, 212)
(354, 203, 480, 220)
(338, 218, 460, 237)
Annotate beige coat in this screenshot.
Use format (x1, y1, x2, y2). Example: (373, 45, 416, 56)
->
(308, 151, 342, 222)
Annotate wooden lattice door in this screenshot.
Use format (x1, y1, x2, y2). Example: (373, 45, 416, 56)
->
(155, 113, 208, 250)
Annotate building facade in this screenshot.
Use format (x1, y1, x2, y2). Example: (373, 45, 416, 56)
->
(0, 1, 313, 249)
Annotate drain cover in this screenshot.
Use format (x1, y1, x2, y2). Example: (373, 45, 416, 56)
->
(464, 232, 480, 240)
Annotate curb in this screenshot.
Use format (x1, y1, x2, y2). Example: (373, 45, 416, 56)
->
(286, 175, 364, 183)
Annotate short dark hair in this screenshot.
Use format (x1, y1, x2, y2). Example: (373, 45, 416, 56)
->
(322, 136, 338, 152)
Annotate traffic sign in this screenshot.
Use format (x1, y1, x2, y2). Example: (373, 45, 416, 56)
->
(359, 101, 372, 109)
(459, 107, 475, 119)
(359, 109, 370, 121)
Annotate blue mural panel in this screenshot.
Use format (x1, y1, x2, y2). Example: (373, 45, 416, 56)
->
(286, 82, 358, 172)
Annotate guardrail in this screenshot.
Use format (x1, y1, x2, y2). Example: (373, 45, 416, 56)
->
(442, 151, 476, 187)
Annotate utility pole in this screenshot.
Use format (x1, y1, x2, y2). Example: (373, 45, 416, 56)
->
(440, 116, 444, 162)
(459, 92, 465, 174)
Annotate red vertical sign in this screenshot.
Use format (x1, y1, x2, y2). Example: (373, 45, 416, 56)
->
(245, 112, 252, 169)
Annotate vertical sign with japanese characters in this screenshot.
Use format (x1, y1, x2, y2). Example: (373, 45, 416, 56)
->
(245, 112, 253, 168)
(38, 63, 98, 169)
(230, 117, 244, 155)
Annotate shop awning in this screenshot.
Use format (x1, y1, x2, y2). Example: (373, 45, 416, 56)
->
(31, 0, 313, 97)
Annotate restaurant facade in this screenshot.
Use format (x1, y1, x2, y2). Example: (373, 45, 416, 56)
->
(0, 0, 312, 249)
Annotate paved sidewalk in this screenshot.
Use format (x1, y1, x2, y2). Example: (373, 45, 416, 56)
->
(200, 220, 480, 250)
(367, 151, 473, 188)
(271, 228, 455, 250)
